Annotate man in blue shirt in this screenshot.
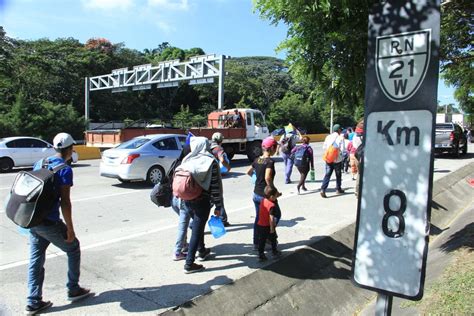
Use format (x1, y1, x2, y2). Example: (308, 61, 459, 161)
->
(25, 133, 90, 315)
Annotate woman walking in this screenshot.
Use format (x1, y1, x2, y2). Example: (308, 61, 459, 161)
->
(291, 136, 314, 194)
(247, 137, 281, 251)
(178, 137, 223, 273)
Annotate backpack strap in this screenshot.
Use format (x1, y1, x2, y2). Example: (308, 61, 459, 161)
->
(51, 163, 68, 173)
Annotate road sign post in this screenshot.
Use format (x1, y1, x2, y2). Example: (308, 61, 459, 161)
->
(352, 0, 440, 304)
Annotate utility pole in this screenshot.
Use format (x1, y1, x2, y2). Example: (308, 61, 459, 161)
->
(330, 79, 335, 133)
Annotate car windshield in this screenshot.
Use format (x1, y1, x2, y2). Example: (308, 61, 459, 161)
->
(116, 138, 150, 149)
(436, 124, 452, 130)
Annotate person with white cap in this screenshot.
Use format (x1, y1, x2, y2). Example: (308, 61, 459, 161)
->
(25, 133, 91, 315)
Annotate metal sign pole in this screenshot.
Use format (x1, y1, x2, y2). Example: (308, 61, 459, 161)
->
(218, 55, 225, 110)
(375, 294, 393, 316)
(84, 77, 90, 130)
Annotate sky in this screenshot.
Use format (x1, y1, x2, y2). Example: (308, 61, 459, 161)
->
(0, 0, 458, 107)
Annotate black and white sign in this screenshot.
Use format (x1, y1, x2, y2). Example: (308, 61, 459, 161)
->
(376, 30, 431, 102)
(352, 0, 440, 301)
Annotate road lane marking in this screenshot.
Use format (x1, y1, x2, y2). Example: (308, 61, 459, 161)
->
(0, 190, 143, 213)
(0, 191, 305, 271)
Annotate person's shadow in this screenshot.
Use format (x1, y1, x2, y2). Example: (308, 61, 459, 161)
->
(46, 275, 233, 314)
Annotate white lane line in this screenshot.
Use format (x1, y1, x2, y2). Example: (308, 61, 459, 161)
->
(0, 199, 266, 271)
(0, 191, 142, 213)
(0, 187, 11, 190)
(72, 190, 141, 203)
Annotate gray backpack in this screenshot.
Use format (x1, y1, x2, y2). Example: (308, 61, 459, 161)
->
(5, 160, 66, 228)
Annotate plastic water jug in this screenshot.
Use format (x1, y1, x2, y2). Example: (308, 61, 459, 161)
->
(208, 215, 226, 239)
(310, 169, 315, 181)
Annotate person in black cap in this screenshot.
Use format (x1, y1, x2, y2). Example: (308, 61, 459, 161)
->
(320, 124, 346, 198)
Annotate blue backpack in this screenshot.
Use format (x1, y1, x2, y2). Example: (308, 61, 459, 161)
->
(293, 145, 310, 167)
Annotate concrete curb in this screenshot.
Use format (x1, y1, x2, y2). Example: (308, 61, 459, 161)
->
(163, 162, 474, 315)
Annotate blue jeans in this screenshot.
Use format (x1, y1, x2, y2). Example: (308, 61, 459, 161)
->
(173, 196, 194, 255)
(27, 221, 81, 306)
(281, 152, 294, 182)
(184, 197, 211, 266)
(321, 162, 342, 191)
(252, 193, 264, 245)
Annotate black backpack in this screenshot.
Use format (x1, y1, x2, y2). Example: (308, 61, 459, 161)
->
(150, 177, 172, 208)
(5, 160, 67, 228)
(280, 136, 292, 154)
(150, 157, 181, 208)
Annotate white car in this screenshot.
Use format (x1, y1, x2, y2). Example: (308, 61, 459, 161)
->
(0, 136, 79, 172)
(100, 134, 187, 185)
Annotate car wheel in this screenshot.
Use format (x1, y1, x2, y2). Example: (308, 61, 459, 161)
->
(246, 141, 262, 162)
(0, 158, 14, 173)
(147, 165, 165, 185)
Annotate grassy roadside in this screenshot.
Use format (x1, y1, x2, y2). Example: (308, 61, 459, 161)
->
(404, 238, 474, 314)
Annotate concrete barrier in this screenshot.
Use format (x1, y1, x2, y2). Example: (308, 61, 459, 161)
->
(274, 134, 328, 142)
(163, 162, 474, 315)
(73, 145, 101, 160)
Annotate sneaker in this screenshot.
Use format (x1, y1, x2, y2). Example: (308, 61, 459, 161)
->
(173, 252, 187, 261)
(223, 221, 231, 227)
(336, 189, 345, 195)
(285, 180, 292, 184)
(24, 301, 52, 315)
(258, 254, 268, 262)
(184, 263, 205, 274)
(197, 248, 211, 261)
(67, 287, 91, 302)
(272, 250, 282, 259)
(320, 191, 327, 198)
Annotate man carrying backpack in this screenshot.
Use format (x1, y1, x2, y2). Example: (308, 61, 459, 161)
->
(320, 124, 346, 198)
(291, 136, 314, 194)
(25, 133, 90, 315)
(279, 123, 302, 184)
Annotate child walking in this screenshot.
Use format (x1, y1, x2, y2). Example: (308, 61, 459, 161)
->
(256, 186, 282, 262)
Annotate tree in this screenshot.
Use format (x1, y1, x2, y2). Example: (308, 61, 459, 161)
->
(440, 0, 473, 116)
(255, 0, 473, 125)
(254, 0, 376, 113)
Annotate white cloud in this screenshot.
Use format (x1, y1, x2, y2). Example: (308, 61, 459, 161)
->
(82, 0, 134, 11)
(147, 0, 189, 11)
(155, 20, 175, 33)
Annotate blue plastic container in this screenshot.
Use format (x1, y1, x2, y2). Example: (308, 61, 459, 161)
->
(208, 215, 226, 239)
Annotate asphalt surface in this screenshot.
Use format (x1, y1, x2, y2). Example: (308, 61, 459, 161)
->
(0, 143, 472, 315)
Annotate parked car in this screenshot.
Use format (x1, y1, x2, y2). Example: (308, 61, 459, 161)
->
(0, 136, 78, 172)
(100, 134, 187, 185)
(434, 123, 468, 157)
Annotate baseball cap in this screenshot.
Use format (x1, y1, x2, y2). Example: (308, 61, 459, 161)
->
(53, 133, 75, 149)
(262, 137, 277, 149)
(212, 132, 223, 142)
(332, 124, 341, 132)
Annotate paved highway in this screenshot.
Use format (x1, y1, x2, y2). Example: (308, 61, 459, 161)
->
(0, 143, 472, 315)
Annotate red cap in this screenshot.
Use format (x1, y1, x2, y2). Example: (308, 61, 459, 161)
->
(262, 137, 277, 149)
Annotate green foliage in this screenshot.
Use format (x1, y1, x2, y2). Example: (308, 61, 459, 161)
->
(0, 93, 83, 141)
(172, 105, 206, 128)
(440, 0, 473, 116)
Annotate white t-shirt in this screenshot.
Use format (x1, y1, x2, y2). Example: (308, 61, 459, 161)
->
(323, 132, 345, 163)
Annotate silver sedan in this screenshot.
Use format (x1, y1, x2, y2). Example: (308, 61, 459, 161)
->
(100, 134, 186, 185)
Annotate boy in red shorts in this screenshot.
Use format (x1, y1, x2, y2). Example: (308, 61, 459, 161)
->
(256, 186, 282, 261)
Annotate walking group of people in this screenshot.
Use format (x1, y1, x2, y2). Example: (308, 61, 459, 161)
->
(19, 122, 364, 314)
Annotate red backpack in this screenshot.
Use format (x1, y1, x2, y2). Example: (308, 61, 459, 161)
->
(172, 168, 203, 201)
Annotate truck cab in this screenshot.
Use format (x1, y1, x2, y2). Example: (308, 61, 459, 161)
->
(207, 108, 270, 160)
